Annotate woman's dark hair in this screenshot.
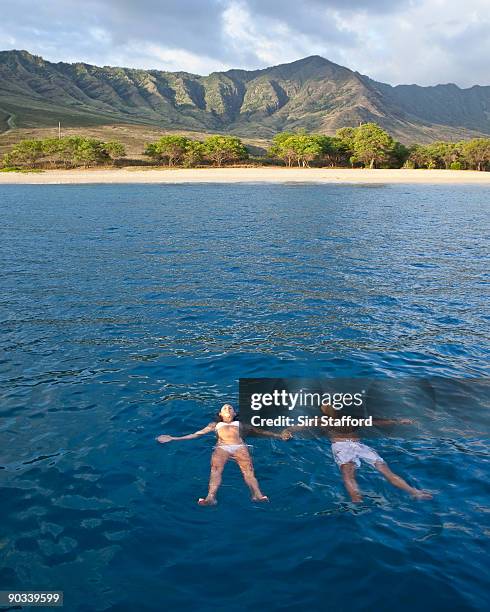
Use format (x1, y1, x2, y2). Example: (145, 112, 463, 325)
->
(215, 411, 240, 422)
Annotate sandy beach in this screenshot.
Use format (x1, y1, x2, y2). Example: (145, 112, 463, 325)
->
(1, 167, 490, 185)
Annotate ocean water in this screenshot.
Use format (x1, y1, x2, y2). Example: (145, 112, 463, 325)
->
(0, 183, 489, 612)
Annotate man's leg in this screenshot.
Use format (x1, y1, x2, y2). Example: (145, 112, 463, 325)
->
(340, 462, 362, 502)
(375, 462, 432, 499)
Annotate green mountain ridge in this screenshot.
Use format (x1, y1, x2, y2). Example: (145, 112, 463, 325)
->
(1, 50, 489, 143)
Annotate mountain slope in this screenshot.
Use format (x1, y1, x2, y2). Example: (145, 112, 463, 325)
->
(0, 50, 489, 143)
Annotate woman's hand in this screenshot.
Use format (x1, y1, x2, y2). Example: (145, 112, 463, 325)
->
(156, 434, 174, 443)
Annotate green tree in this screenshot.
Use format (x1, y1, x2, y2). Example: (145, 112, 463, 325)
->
(390, 141, 410, 168)
(317, 135, 351, 167)
(72, 138, 108, 167)
(3, 136, 125, 169)
(144, 142, 159, 163)
(268, 133, 323, 167)
(3, 139, 43, 168)
(351, 123, 394, 169)
(419, 141, 458, 169)
(335, 127, 357, 150)
(290, 134, 323, 167)
(334, 128, 358, 166)
(183, 140, 205, 167)
(144, 135, 191, 166)
(41, 138, 64, 167)
(460, 138, 490, 171)
(104, 141, 126, 163)
(203, 135, 248, 167)
(407, 144, 431, 169)
(268, 132, 296, 166)
(433, 142, 459, 169)
(51, 137, 78, 167)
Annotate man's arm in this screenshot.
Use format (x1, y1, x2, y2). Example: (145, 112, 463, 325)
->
(373, 418, 413, 426)
(156, 422, 216, 443)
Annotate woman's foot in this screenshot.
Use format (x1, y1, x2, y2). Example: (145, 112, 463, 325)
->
(411, 489, 433, 500)
(252, 494, 269, 503)
(350, 493, 363, 503)
(198, 496, 217, 506)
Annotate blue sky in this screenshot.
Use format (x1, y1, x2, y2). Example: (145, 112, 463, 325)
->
(0, 0, 487, 87)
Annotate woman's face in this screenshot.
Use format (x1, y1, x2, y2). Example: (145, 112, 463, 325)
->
(219, 404, 235, 422)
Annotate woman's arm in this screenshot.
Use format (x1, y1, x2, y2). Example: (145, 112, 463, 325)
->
(156, 422, 216, 444)
(244, 425, 292, 440)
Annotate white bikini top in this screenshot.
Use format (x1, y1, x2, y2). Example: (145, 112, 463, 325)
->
(216, 420, 240, 431)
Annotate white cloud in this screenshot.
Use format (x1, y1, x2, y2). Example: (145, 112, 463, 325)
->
(222, 2, 324, 66)
(0, 0, 487, 86)
(219, 0, 489, 87)
(141, 44, 229, 74)
(330, 0, 490, 86)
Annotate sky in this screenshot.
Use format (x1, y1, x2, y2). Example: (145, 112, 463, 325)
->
(0, 0, 487, 87)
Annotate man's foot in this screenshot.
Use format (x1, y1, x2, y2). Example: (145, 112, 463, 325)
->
(411, 489, 433, 500)
(198, 496, 217, 506)
(350, 493, 363, 503)
(252, 495, 269, 503)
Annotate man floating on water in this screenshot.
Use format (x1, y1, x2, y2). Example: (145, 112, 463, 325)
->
(289, 401, 433, 503)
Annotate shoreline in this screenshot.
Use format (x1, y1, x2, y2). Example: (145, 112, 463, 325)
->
(1, 167, 490, 185)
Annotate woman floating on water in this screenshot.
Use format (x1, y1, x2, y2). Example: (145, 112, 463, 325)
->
(157, 403, 290, 505)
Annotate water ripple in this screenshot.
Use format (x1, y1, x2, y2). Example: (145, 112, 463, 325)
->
(0, 184, 489, 611)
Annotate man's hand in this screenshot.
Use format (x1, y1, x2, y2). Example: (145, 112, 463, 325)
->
(281, 430, 293, 440)
(156, 434, 173, 443)
(398, 419, 414, 425)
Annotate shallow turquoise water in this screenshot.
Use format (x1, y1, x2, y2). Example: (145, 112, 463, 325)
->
(0, 184, 489, 611)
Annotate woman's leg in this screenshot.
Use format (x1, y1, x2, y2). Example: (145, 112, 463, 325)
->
(198, 448, 229, 505)
(340, 462, 362, 502)
(234, 446, 268, 501)
(374, 462, 432, 499)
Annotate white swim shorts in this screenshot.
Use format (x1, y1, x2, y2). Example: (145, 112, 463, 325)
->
(331, 440, 385, 468)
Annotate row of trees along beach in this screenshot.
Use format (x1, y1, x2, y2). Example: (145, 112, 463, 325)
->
(2, 123, 490, 171)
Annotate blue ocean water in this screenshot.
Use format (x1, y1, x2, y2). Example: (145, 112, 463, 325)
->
(0, 183, 489, 612)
